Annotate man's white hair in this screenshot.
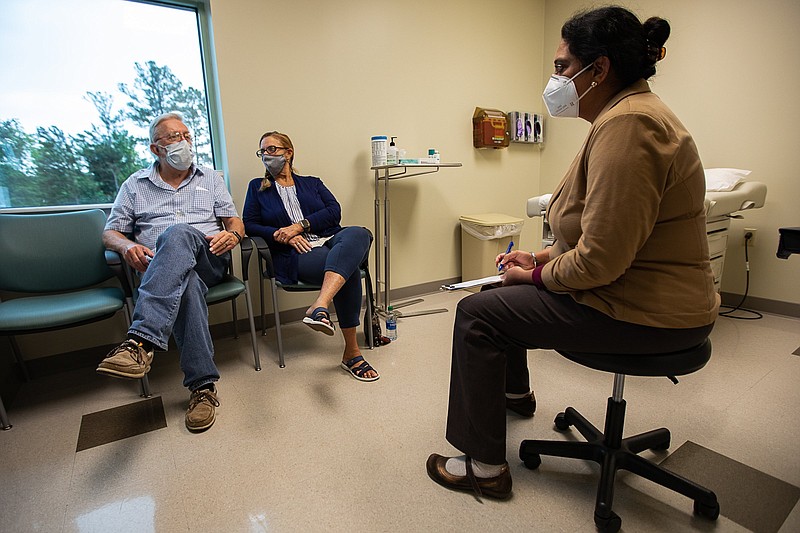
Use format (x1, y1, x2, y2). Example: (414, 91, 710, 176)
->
(149, 111, 185, 143)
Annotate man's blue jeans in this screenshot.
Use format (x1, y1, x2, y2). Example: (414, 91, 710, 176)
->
(129, 224, 229, 391)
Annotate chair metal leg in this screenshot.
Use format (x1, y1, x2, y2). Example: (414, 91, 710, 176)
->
(243, 280, 261, 371)
(0, 394, 12, 430)
(365, 283, 374, 350)
(120, 301, 149, 399)
(123, 298, 135, 325)
(231, 298, 239, 339)
(361, 264, 377, 349)
(9, 336, 31, 382)
(259, 272, 268, 336)
(269, 279, 286, 368)
(139, 375, 151, 398)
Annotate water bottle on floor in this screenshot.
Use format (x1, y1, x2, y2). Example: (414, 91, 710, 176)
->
(386, 306, 398, 341)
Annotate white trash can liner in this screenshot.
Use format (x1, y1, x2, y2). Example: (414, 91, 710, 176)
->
(459, 213, 524, 241)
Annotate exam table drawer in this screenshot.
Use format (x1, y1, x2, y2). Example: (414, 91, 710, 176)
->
(710, 256, 725, 285)
(708, 232, 728, 259)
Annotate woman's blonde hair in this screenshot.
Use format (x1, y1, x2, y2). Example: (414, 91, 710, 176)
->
(259, 131, 295, 190)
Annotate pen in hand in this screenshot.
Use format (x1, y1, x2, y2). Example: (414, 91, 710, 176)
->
(499, 240, 514, 271)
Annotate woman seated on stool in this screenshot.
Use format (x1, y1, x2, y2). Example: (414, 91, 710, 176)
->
(243, 131, 378, 382)
(427, 6, 719, 499)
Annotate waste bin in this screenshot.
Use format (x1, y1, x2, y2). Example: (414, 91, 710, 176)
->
(460, 213, 524, 282)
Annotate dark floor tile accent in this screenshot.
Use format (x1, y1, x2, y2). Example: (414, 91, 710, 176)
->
(793, 346, 800, 356)
(76, 396, 167, 452)
(659, 441, 800, 533)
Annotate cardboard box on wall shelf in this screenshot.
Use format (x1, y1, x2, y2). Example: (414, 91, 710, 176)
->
(472, 107, 509, 149)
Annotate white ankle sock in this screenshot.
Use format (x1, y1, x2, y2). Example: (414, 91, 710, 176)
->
(505, 391, 531, 399)
(444, 456, 504, 478)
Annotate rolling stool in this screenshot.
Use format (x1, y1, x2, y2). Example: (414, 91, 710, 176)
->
(519, 339, 719, 533)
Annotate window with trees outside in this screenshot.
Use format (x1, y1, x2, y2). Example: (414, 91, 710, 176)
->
(0, 0, 218, 210)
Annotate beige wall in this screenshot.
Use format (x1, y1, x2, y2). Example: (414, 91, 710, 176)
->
(15, 0, 800, 359)
(214, 0, 800, 310)
(542, 0, 800, 307)
(212, 0, 547, 296)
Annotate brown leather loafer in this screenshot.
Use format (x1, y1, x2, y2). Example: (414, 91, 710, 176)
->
(426, 454, 512, 500)
(506, 392, 536, 417)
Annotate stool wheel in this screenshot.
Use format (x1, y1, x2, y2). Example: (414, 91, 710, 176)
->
(693, 499, 720, 520)
(554, 412, 571, 431)
(523, 454, 542, 470)
(594, 510, 621, 533)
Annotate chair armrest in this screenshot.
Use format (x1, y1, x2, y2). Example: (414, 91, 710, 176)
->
(105, 249, 134, 298)
(237, 236, 254, 281)
(250, 236, 276, 280)
(105, 249, 122, 267)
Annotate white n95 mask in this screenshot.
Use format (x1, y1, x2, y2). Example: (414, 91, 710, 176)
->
(542, 63, 595, 118)
(163, 140, 194, 171)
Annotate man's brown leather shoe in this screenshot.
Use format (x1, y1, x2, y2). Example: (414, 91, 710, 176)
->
(426, 453, 512, 500)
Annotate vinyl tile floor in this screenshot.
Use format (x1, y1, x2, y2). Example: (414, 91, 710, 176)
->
(2, 290, 800, 533)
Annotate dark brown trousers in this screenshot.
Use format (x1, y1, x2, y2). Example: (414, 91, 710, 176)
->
(445, 284, 714, 464)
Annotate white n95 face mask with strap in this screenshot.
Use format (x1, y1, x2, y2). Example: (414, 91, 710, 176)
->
(541, 63, 595, 118)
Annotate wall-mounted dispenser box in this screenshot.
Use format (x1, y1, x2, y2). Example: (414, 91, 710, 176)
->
(508, 111, 543, 144)
(473, 107, 509, 149)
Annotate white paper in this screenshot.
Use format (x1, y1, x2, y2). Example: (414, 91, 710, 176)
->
(704, 168, 751, 192)
(441, 275, 502, 291)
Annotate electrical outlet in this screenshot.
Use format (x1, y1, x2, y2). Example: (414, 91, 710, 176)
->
(743, 227, 757, 246)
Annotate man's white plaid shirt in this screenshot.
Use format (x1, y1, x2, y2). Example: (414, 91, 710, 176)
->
(105, 162, 239, 252)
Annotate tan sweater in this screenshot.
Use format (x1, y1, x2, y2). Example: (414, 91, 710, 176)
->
(543, 79, 719, 328)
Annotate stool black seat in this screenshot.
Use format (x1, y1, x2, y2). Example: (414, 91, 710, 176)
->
(519, 338, 719, 533)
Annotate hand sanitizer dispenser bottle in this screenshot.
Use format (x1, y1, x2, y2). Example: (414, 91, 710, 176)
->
(387, 137, 398, 165)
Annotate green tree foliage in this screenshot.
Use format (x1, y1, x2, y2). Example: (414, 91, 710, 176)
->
(180, 86, 212, 165)
(78, 92, 145, 200)
(32, 126, 102, 206)
(0, 120, 37, 207)
(1, 61, 211, 208)
(119, 61, 183, 126)
(119, 61, 212, 165)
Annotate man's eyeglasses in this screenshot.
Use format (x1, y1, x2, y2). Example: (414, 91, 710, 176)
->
(256, 145, 288, 157)
(155, 131, 193, 144)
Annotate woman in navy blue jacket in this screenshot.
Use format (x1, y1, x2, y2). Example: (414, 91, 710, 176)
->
(243, 131, 378, 382)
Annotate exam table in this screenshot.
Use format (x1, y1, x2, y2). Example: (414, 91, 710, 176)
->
(527, 180, 768, 292)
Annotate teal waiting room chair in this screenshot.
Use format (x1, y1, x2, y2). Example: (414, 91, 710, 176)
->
(0, 209, 150, 430)
(251, 235, 374, 369)
(196, 236, 261, 371)
(115, 234, 262, 372)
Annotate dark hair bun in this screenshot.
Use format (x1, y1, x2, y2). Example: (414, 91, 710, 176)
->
(644, 17, 670, 64)
(644, 17, 670, 48)
(562, 7, 670, 84)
